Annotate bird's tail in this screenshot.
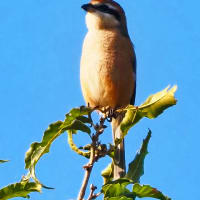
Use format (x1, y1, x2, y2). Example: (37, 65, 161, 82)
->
(112, 115, 126, 180)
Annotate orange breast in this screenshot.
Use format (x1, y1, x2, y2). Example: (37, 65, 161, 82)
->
(80, 29, 135, 109)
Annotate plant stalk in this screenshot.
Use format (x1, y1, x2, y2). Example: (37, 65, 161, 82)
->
(77, 146, 95, 200)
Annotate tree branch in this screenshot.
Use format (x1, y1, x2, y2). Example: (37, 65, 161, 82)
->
(77, 111, 110, 200)
(77, 116, 107, 200)
(87, 184, 99, 200)
(77, 145, 95, 200)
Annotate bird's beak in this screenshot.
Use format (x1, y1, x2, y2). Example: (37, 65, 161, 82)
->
(81, 3, 94, 12)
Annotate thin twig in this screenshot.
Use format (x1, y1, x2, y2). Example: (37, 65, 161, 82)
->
(87, 192, 101, 200)
(77, 146, 95, 200)
(87, 184, 97, 200)
(77, 114, 108, 200)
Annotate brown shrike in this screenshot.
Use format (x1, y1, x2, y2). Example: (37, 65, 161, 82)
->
(80, 0, 136, 179)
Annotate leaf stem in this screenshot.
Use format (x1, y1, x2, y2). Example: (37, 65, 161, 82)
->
(67, 130, 90, 158)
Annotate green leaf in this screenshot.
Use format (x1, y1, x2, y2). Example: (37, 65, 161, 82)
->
(61, 106, 92, 129)
(61, 107, 92, 134)
(105, 197, 134, 200)
(102, 179, 134, 199)
(121, 85, 177, 136)
(139, 85, 177, 118)
(69, 106, 92, 117)
(0, 181, 41, 200)
(102, 179, 171, 200)
(76, 116, 92, 124)
(132, 184, 171, 200)
(120, 106, 141, 136)
(101, 163, 114, 184)
(25, 106, 92, 183)
(25, 121, 64, 183)
(125, 130, 151, 183)
(67, 119, 91, 134)
(0, 160, 9, 164)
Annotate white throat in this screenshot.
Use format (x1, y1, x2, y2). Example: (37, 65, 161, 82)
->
(85, 11, 120, 31)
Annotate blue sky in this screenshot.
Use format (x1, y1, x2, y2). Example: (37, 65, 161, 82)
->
(0, 0, 199, 199)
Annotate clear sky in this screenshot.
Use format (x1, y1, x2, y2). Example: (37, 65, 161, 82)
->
(0, 0, 199, 199)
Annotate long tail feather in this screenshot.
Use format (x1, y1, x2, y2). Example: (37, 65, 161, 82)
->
(112, 116, 125, 179)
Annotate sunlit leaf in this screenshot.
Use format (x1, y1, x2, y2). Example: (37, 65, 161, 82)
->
(25, 106, 92, 184)
(101, 163, 114, 184)
(139, 85, 177, 118)
(67, 119, 91, 134)
(61, 107, 92, 134)
(102, 179, 171, 200)
(0, 160, 9, 164)
(25, 121, 63, 169)
(125, 130, 151, 183)
(120, 106, 141, 136)
(25, 121, 63, 183)
(105, 197, 133, 200)
(69, 106, 92, 117)
(76, 116, 92, 124)
(121, 85, 177, 136)
(61, 106, 91, 128)
(102, 178, 134, 199)
(0, 182, 41, 200)
(132, 184, 171, 200)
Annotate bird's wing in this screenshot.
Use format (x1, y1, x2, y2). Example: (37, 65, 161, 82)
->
(130, 44, 137, 105)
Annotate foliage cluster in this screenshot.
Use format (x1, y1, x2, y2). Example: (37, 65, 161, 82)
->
(0, 86, 177, 200)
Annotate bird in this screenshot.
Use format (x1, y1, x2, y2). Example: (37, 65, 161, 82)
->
(80, 0, 136, 179)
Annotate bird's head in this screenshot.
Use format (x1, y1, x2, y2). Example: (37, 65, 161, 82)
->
(82, 0, 128, 33)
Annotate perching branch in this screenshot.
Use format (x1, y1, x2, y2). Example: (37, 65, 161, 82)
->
(21, 86, 176, 200)
(77, 116, 108, 200)
(77, 144, 96, 200)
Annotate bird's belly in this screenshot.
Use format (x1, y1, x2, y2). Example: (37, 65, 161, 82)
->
(80, 31, 134, 108)
(81, 58, 114, 107)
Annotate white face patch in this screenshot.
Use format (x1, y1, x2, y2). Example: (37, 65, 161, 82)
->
(86, 12, 100, 30)
(85, 9, 120, 30)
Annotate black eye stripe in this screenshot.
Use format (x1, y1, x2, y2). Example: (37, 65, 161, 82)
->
(94, 5, 121, 21)
(96, 5, 109, 11)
